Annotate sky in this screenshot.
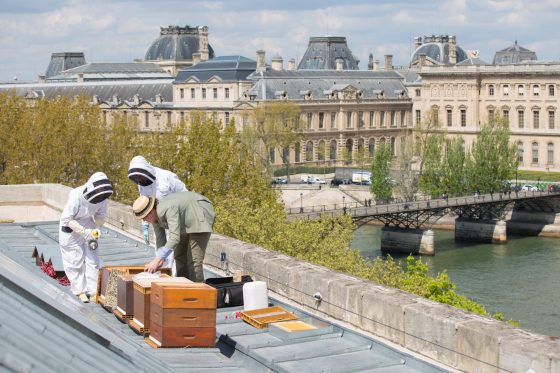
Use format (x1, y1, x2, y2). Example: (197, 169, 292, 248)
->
(2, 0, 560, 82)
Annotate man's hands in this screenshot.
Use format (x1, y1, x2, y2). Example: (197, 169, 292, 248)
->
(144, 256, 165, 273)
(84, 228, 101, 241)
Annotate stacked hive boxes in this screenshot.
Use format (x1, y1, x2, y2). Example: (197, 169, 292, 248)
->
(148, 282, 217, 348)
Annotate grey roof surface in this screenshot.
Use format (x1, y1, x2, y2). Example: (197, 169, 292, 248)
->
(492, 41, 538, 64)
(410, 43, 468, 66)
(45, 52, 87, 78)
(456, 57, 488, 66)
(145, 25, 215, 62)
(47, 62, 171, 82)
(298, 36, 360, 70)
(0, 80, 173, 102)
(174, 56, 256, 83)
(0, 221, 448, 372)
(247, 70, 409, 101)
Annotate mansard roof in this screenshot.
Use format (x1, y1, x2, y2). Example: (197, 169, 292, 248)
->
(174, 55, 256, 83)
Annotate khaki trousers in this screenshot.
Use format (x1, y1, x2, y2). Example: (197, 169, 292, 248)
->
(174, 232, 211, 282)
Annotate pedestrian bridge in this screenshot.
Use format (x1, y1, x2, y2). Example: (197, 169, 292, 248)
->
(287, 190, 560, 255)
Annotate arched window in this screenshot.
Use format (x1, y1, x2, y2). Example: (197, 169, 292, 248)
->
(488, 84, 495, 96)
(517, 142, 524, 163)
(390, 137, 396, 156)
(282, 147, 289, 164)
(357, 138, 365, 158)
(368, 138, 375, 157)
(345, 139, 353, 162)
(295, 142, 301, 163)
(548, 143, 554, 165)
(317, 140, 325, 161)
(269, 148, 275, 163)
(330, 140, 337, 160)
(305, 141, 314, 162)
(532, 142, 539, 164)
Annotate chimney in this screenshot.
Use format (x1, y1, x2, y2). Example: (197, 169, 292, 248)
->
(288, 58, 296, 70)
(198, 26, 209, 61)
(256, 50, 266, 72)
(419, 53, 427, 66)
(449, 35, 457, 64)
(112, 95, 120, 105)
(37, 75, 46, 84)
(271, 55, 283, 71)
(368, 53, 374, 70)
(336, 58, 344, 71)
(155, 94, 162, 104)
(373, 60, 380, 71)
(192, 52, 201, 66)
(133, 94, 139, 105)
(414, 36, 422, 49)
(77, 73, 84, 83)
(384, 55, 393, 70)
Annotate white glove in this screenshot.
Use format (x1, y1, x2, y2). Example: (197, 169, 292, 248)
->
(83, 228, 100, 241)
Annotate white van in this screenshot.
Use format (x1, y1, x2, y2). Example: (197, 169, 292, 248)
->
(352, 171, 371, 184)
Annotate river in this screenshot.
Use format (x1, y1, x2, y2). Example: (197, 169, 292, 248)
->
(350, 224, 560, 337)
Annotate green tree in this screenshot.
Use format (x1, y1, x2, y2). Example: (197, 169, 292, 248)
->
(370, 142, 393, 200)
(441, 137, 466, 196)
(419, 132, 445, 197)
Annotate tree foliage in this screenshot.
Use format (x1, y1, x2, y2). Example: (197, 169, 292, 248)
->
(370, 142, 393, 200)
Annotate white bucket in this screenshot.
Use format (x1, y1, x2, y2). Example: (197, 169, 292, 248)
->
(243, 281, 268, 311)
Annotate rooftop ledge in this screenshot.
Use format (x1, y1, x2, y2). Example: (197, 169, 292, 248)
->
(1, 183, 559, 372)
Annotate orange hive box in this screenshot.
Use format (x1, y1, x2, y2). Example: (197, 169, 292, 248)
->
(147, 282, 217, 348)
(240, 306, 298, 329)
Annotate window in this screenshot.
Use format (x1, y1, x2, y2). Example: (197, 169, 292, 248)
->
(518, 110, 525, 128)
(532, 142, 539, 163)
(390, 137, 396, 156)
(167, 111, 172, 126)
(330, 112, 337, 128)
(307, 112, 312, 129)
(533, 85, 540, 96)
(460, 109, 466, 127)
(358, 111, 364, 128)
(225, 112, 230, 124)
(380, 111, 385, 127)
(191, 88, 195, 99)
(180, 88, 184, 99)
(202, 88, 206, 99)
(390, 111, 396, 127)
(503, 109, 509, 125)
(330, 140, 337, 160)
(213, 88, 218, 99)
(548, 143, 554, 165)
(488, 109, 495, 124)
(368, 140, 375, 157)
(549, 85, 555, 97)
(400, 110, 406, 127)
(305, 141, 314, 161)
(369, 111, 375, 128)
(144, 111, 149, 128)
(503, 85, 510, 96)
(518, 85, 525, 96)
(549, 111, 555, 129)
(431, 108, 438, 124)
(447, 109, 452, 127)
(488, 85, 495, 96)
(225, 88, 230, 99)
(533, 110, 540, 129)
(269, 148, 275, 163)
(319, 112, 324, 129)
(346, 112, 352, 128)
(318, 140, 325, 161)
(415, 110, 421, 125)
(295, 143, 301, 163)
(517, 142, 524, 163)
(415, 89, 421, 97)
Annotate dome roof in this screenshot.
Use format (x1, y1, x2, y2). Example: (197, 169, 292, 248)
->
(492, 41, 537, 64)
(297, 36, 359, 70)
(410, 35, 468, 66)
(145, 25, 215, 61)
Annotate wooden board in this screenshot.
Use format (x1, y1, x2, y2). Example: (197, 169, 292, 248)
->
(240, 306, 298, 329)
(151, 282, 217, 309)
(149, 321, 215, 348)
(150, 303, 216, 328)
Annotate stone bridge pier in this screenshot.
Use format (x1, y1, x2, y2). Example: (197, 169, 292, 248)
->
(381, 226, 435, 255)
(455, 218, 507, 243)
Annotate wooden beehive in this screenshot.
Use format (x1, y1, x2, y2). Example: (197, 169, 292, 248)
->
(113, 274, 134, 322)
(148, 282, 217, 348)
(129, 276, 191, 335)
(96, 265, 171, 307)
(240, 306, 298, 329)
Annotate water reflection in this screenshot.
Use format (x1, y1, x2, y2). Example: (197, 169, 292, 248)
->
(350, 224, 560, 337)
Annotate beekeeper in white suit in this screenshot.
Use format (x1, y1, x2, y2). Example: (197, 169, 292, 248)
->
(128, 155, 187, 274)
(59, 172, 113, 303)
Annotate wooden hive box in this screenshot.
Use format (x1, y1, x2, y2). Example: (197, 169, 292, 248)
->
(96, 265, 171, 306)
(148, 282, 217, 348)
(129, 276, 191, 335)
(113, 274, 134, 321)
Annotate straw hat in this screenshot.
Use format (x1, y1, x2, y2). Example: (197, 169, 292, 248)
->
(132, 195, 155, 219)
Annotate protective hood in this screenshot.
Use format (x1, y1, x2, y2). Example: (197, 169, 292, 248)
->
(128, 155, 156, 184)
(83, 172, 113, 204)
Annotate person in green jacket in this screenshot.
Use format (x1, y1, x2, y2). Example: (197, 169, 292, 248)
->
(132, 191, 215, 282)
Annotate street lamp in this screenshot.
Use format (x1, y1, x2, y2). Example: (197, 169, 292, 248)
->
(300, 192, 303, 213)
(342, 195, 346, 214)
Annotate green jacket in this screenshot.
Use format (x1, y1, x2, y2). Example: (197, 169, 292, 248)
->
(154, 191, 215, 252)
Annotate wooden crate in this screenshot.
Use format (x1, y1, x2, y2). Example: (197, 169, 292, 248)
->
(148, 321, 216, 348)
(151, 282, 215, 309)
(96, 265, 171, 306)
(240, 306, 298, 329)
(150, 303, 216, 328)
(114, 274, 134, 321)
(131, 276, 192, 334)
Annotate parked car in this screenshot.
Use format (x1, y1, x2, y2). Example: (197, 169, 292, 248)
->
(521, 184, 538, 191)
(549, 184, 560, 192)
(271, 177, 287, 185)
(331, 177, 351, 186)
(309, 176, 326, 184)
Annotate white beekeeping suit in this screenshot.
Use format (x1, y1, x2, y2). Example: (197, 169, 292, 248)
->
(128, 156, 187, 274)
(59, 172, 113, 302)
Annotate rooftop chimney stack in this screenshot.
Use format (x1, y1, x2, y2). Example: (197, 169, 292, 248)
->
(192, 52, 201, 66)
(37, 75, 46, 84)
(256, 50, 266, 73)
(368, 53, 374, 70)
(336, 58, 344, 71)
(449, 35, 457, 64)
(271, 55, 283, 71)
(385, 55, 393, 70)
(373, 60, 380, 71)
(288, 58, 296, 71)
(77, 73, 84, 83)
